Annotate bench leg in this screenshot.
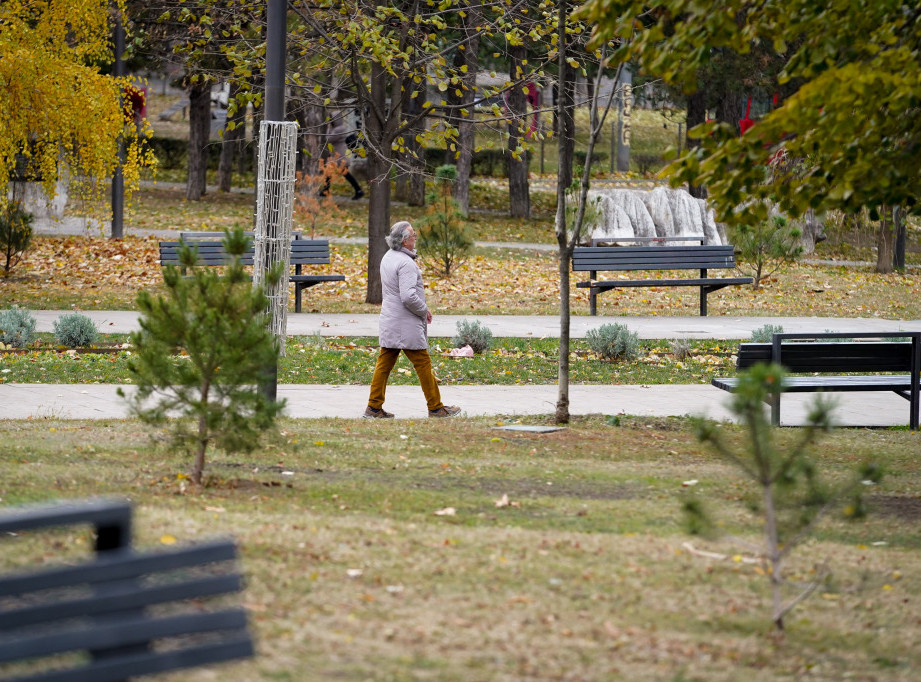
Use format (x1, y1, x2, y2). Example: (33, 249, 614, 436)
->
(295, 284, 301, 314)
(699, 287, 707, 316)
(769, 392, 780, 426)
(590, 287, 597, 316)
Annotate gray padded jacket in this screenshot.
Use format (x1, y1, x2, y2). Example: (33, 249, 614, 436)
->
(378, 247, 428, 350)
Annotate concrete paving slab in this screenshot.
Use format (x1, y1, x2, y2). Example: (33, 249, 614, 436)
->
(0, 383, 911, 428)
(28, 311, 921, 340)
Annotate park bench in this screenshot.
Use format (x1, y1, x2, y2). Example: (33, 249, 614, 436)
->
(572, 239, 752, 315)
(159, 236, 344, 313)
(711, 331, 921, 430)
(0, 498, 254, 682)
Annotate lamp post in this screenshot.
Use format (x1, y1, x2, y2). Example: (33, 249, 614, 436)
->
(258, 0, 288, 402)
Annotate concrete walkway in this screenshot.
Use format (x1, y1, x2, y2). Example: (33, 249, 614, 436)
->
(0, 382, 912, 428)
(4, 312, 920, 427)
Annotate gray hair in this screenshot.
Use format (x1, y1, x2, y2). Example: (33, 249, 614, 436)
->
(385, 221, 413, 250)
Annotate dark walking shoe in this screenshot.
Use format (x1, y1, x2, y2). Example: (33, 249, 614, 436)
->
(363, 406, 394, 419)
(351, 189, 364, 200)
(429, 405, 461, 418)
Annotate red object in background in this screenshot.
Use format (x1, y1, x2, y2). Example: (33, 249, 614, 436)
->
(123, 86, 147, 122)
(739, 97, 754, 135)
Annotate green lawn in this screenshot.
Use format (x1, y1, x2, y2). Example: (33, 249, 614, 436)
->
(2, 416, 919, 680)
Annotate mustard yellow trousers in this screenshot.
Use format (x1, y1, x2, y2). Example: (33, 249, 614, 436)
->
(367, 347, 443, 412)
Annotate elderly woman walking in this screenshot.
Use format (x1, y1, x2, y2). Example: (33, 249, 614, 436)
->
(363, 221, 461, 419)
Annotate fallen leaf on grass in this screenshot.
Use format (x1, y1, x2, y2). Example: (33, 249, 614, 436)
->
(434, 507, 456, 516)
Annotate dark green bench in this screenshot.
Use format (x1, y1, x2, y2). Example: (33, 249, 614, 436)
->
(159, 237, 345, 313)
(572, 242, 752, 315)
(712, 331, 921, 429)
(0, 498, 254, 682)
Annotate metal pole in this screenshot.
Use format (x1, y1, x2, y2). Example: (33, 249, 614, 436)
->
(265, 0, 286, 123)
(260, 0, 287, 403)
(111, 13, 125, 239)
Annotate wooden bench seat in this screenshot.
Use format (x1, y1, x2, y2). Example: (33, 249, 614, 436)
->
(0, 498, 253, 682)
(711, 332, 921, 429)
(159, 237, 345, 313)
(571, 242, 752, 315)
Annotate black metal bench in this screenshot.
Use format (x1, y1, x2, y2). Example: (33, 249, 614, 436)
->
(572, 241, 752, 315)
(712, 332, 921, 429)
(159, 237, 345, 313)
(0, 498, 254, 682)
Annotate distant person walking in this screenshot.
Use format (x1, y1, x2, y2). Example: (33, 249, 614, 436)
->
(322, 115, 364, 200)
(364, 221, 461, 419)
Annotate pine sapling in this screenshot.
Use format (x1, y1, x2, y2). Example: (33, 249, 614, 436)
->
(418, 164, 472, 277)
(687, 363, 882, 630)
(120, 228, 285, 485)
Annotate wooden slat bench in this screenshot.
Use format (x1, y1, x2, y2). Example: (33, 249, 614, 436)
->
(712, 331, 921, 429)
(159, 237, 344, 313)
(572, 242, 752, 315)
(0, 498, 254, 682)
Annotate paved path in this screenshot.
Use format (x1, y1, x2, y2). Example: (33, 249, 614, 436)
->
(27, 311, 921, 340)
(5, 312, 920, 427)
(0, 383, 911, 427)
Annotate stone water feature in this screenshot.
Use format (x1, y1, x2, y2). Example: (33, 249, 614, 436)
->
(584, 186, 727, 246)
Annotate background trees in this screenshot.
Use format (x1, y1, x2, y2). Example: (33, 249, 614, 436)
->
(0, 0, 154, 211)
(580, 0, 921, 273)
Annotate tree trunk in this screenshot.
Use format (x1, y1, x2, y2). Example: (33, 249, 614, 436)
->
(797, 208, 825, 254)
(876, 205, 894, 274)
(365, 62, 392, 305)
(555, 0, 573, 425)
(296, 102, 325, 177)
(558, 59, 576, 189)
(508, 44, 531, 219)
(186, 80, 211, 201)
(715, 91, 746, 135)
(218, 82, 244, 192)
(893, 205, 906, 271)
(686, 87, 707, 200)
(453, 7, 481, 217)
(395, 77, 426, 206)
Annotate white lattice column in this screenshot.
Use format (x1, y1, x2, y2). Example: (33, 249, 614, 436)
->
(254, 120, 297, 357)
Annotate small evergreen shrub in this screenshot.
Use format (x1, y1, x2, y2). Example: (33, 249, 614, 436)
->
(418, 164, 473, 277)
(452, 319, 493, 354)
(751, 324, 784, 343)
(53, 312, 99, 347)
(0, 305, 36, 348)
(586, 323, 640, 361)
(1, 201, 34, 277)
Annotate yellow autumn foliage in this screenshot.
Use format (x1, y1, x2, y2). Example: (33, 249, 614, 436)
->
(0, 0, 155, 208)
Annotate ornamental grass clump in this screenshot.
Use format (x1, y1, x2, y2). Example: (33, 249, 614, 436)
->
(53, 312, 99, 347)
(586, 323, 640, 362)
(452, 319, 493, 354)
(751, 323, 784, 343)
(0, 305, 36, 348)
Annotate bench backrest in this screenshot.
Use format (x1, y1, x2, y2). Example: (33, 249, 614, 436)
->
(737, 333, 921, 373)
(572, 245, 736, 272)
(0, 500, 252, 682)
(159, 239, 331, 267)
